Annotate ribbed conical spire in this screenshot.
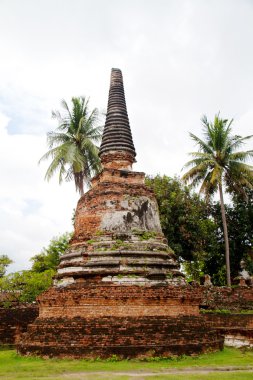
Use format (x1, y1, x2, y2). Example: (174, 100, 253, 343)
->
(99, 68, 136, 158)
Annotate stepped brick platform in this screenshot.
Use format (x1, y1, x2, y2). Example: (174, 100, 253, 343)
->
(18, 68, 224, 358)
(18, 315, 223, 358)
(34, 283, 202, 319)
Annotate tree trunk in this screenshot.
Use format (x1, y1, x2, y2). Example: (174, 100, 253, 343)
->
(218, 182, 231, 286)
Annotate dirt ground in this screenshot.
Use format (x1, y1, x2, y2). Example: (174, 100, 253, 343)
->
(58, 366, 253, 379)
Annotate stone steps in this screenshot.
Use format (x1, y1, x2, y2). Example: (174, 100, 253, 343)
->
(57, 236, 180, 282)
(59, 258, 178, 268)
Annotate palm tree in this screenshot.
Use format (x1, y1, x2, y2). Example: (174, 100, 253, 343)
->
(39, 97, 102, 196)
(182, 113, 253, 286)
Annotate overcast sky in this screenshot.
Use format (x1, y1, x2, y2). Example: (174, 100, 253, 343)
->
(1, 0, 253, 272)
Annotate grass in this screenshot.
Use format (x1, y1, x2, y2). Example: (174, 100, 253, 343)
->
(0, 347, 252, 379)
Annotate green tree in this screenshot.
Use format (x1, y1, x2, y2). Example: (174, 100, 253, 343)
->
(0, 234, 71, 304)
(182, 114, 253, 286)
(145, 175, 217, 268)
(0, 255, 13, 277)
(210, 189, 253, 280)
(231, 189, 253, 274)
(39, 97, 102, 195)
(31, 233, 71, 273)
(0, 270, 54, 304)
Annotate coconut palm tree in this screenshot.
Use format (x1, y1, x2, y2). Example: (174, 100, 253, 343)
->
(182, 113, 253, 286)
(39, 97, 102, 196)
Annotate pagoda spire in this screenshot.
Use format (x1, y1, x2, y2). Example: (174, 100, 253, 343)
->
(99, 68, 136, 170)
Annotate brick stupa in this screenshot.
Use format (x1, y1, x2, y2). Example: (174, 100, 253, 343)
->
(18, 69, 223, 358)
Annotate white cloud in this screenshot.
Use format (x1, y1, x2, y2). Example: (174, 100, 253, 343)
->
(0, 115, 77, 271)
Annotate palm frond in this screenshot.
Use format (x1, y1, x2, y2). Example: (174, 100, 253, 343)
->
(61, 99, 71, 118)
(199, 171, 217, 199)
(182, 160, 211, 183)
(230, 134, 253, 151)
(210, 164, 222, 185)
(41, 96, 102, 194)
(182, 156, 214, 172)
(189, 132, 213, 154)
(47, 132, 70, 148)
(38, 146, 63, 164)
(229, 150, 253, 162)
(51, 110, 62, 121)
(182, 112, 253, 201)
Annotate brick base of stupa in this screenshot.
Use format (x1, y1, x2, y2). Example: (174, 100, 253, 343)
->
(17, 283, 224, 358)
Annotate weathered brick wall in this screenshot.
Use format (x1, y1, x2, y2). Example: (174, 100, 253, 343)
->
(91, 168, 145, 186)
(38, 283, 202, 318)
(1, 285, 252, 348)
(100, 151, 136, 170)
(201, 286, 253, 311)
(0, 305, 38, 345)
(73, 179, 158, 242)
(18, 315, 223, 358)
(203, 313, 253, 329)
(203, 313, 253, 347)
(37, 284, 253, 319)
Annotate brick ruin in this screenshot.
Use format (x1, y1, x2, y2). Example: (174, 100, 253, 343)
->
(0, 305, 38, 346)
(18, 68, 224, 358)
(2, 286, 253, 348)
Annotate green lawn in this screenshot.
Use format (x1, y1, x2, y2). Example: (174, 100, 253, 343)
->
(0, 347, 252, 379)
